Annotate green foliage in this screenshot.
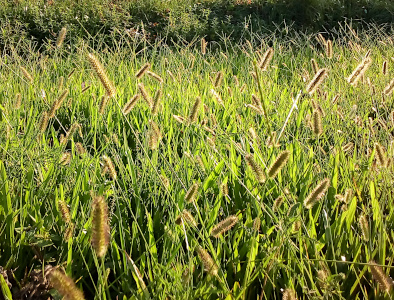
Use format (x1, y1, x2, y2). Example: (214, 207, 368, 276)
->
(1, 22, 394, 299)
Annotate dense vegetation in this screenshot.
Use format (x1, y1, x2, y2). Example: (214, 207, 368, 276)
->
(1, 21, 394, 299)
(1, 0, 393, 54)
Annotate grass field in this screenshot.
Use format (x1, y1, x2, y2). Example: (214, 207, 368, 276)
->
(1, 24, 394, 299)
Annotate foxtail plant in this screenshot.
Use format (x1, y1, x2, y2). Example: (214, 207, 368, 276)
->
(56, 27, 67, 48)
(306, 68, 328, 95)
(135, 63, 151, 79)
(304, 178, 330, 209)
(369, 261, 393, 293)
(196, 246, 218, 276)
(87, 53, 116, 98)
(48, 268, 85, 300)
(245, 154, 266, 184)
(267, 150, 290, 178)
(122, 94, 140, 115)
(347, 56, 372, 86)
(211, 215, 238, 237)
(91, 195, 110, 258)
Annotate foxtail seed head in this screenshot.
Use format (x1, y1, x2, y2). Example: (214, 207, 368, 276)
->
(347, 57, 372, 86)
(259, 48, 274, 71)
(138, 83, 152, 108)
(196, 246, 218, 276)
(312, 110, 323, 136)
(311, 58, 319, 74)
(20, 66, 33, 84)
(325, 40, 333, 59)
(211, 215, 238, 237)
(382, 61, 388, 75)
(172, 114, 186, 124)
(374, 142, 387, 167)
(39, 111, 49, 133)
(306, 68, 328, 95)
(122, 94, 140, 115)
(148, 120, 162, 150)
(369, 260, 393, 293)
(102, 155, 117, 180)
(175, 209, 198, 227)
(245, 154, 266, 184)
(87, 53, 116, 98)
(146, 70, 163, 83)
(210, 89, 224, 106)
(273, 196, 284, 212)
(282, 288, 297, 300)
(135, 63, 151, 79)
(58, 199, 71, 223)
(268, 150, 290, 178)
(188, 96, 201, 123)
(15, 93, 22, 109)
(214, 71, 223, 88)
(359, 214, 370, 241)
(56, 27, 67, 48)
(47, 268, 85, 300)
(184, 182, 199, 203)
(383, 78, 394, 95)
(303, 178, 330, 209)
(91, 195, 110, 258)
(201, 38, 207, 55)
(151, 89, 163, 115)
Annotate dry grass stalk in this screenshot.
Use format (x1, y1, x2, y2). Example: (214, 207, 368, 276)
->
(211, 215, 238, 237)
(87, 53, 116, 98)
(91, 195, 110, 258)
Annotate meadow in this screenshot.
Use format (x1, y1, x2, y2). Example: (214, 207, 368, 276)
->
(1, 23, 394, 299)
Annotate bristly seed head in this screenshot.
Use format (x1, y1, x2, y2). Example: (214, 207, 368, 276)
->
(383, 78, 394, 95)
(213, 71, 223, 88)
(312, 109, 323, 136)
(359, 214, 370, 242)
(374, 142, 387, 167)
(122, 94, 140, 115)
(175, 209, 198, 227)
(184, 182, 199, 203)
(347, 57, 373, 86)
(188, 96, 201, 123)
(87, 53, 116, 98)
(196, 246, 218, 276)
(282, 288, 297, 300)
(268, 150, 290, 178)
(245, 154, 266, 184)
(102, 155, 117, 180)
(151, 89, 163, 115)
(211, 215, 238, 237)
(39, 111, 49, 133)
(303, 178, 330, 209)
(146, 70, 163, 83)
(135, 63, 151, 79)
(20, 66, 33, 84)
(91, 195, 110, 258)
(47, 268, 85, 300)
(56, 27, 67, 48)
(138, 83, 152, 108)
(369, 260, 393, 293)
(259, 47, 274, 71)
(306, 68, 328, 95)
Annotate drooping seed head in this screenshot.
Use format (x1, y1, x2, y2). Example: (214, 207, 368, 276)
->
(211, 215, 238, 237)
(369, 260, 393, 293)
(47, 268, 85, 300)
(146, 70, 163, 83)
(196, 246, 218, 276)
(304, 178, 330, 209)
(91, 195, 110, 258)
(20, 66, 33, 84)
(151, 89, 163, 115)
(75, 142, 86, 156)
(306, 68, 328, 95)
(175, 209, 198, 227)
(122, 94, 140, 115)
(135, 63, 151, 79)
(138, 83, 152, 108)
(347, 57, 372, 86)
(87, 53, 116, 98)
(172, 114, 186, 124)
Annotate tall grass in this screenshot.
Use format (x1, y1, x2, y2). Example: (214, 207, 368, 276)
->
(0, 24, 394, 299)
